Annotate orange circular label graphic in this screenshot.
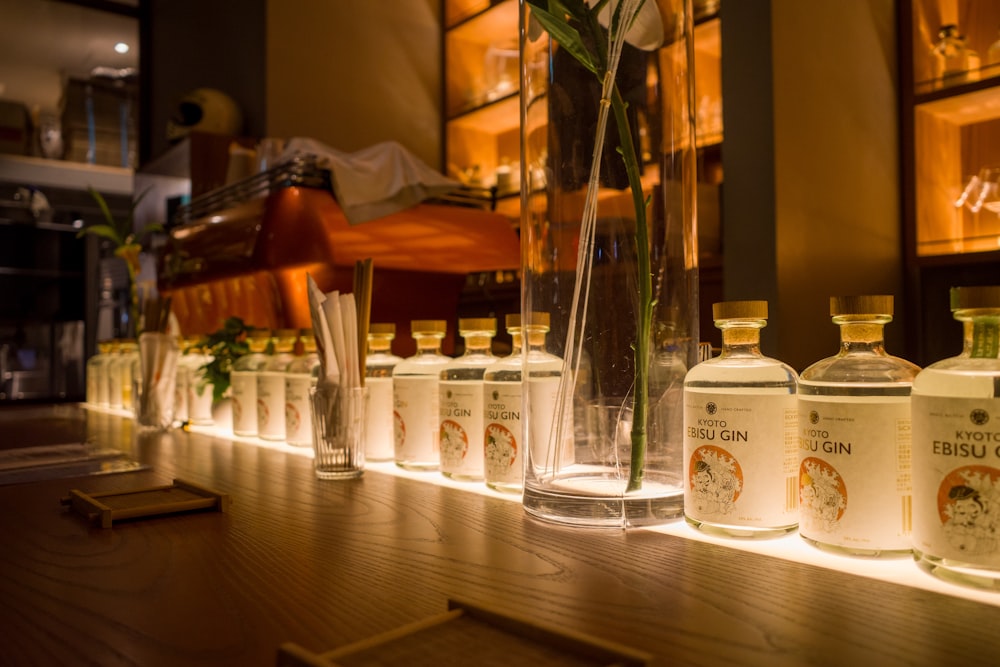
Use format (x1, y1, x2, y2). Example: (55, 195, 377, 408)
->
(688, 444, 743, 504)
(936, 465, 1000, 525)
(799, 456, 848, 522)
(486, 423, 517, 466)
(393, 410, 405, 446)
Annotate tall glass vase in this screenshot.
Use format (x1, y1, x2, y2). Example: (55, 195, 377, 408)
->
(520, 0, 699, 527)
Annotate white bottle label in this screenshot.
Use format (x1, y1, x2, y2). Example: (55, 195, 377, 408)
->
(484, 380, 522, 486)
(174, 365, 189, 422)
(257, 371, 286, 439)
(439, 380, 485, 478)
(394, 376, 440, 465)
(231, 371, 258, 435)
(912, 395, 1000, 566)
(684, 390, 799, 528)
(284, 374, 312, 446)
(188, 374, 214, 424)
(365, 377, 395, 460)
(797, 395, 912, 551)
(527, 376, 575, 473)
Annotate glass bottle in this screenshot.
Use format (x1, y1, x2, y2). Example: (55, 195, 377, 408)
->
(797, 295, 920, 557)
(932, 24, 968, 86)
(365, 323, 403, 461)
(257, 328, 298, 441)
(285, 329, 320, 447)
(911, 285, 1000, 589)
(521, 312, 577, 510)
(683, 301, 799, 538)
(483, 313, 525, 493)
(440, 317, 497, 481)
(186, 337, 215, 426)
(173, 337, 191, 425)
(988, 29, 1000, 67)
(231, 328, 271, 437)
(86, 340, 114, 407)
(106, 340, 124, 409)
(392, 320, 449, 471)
(118, 339, 139, 411)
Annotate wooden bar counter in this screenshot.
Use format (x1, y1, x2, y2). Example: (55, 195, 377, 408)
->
(1, 403, 999, 666)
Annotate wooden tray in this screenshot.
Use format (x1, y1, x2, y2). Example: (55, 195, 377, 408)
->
(277, 599, 651, 667)
(61, 478, 230, 528)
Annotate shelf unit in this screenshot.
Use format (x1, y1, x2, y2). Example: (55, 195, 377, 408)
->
(441, 0, 723, 344)
(901, 0, 1000, 365)
(443, 0, 521, 222)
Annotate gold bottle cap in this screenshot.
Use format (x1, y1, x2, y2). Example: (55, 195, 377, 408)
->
(275, 328, 299, 338)
(369, 322, 396, 335)
(411, 319, 447, 334)
(951, 285, 1000, 310)
(248, 328, 272, 339)
(459, 317, 497, 334)
(713, 300, 768, 320)
(830, 295, 893, 316)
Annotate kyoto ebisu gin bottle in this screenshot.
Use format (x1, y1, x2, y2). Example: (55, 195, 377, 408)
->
(797, 295, 920, 556)
(230, 328, 271, 437)
(911, 285, 1000, 588)
(683, 301, 799, 538)
(392, 320, 449, 470)
(284, 329, 320, 447)
(365, 323, 403, 461)
(257, 328, 298, 441)
(440, 318, 497, 481)
(483, 313, 525, 493)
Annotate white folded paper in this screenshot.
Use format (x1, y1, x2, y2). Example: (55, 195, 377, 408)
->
(306, 274, 361, 389)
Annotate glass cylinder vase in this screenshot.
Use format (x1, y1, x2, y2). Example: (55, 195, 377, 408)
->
(520, 0, 699, 527)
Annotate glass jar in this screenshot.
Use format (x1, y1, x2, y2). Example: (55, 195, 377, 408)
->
(912, 285, 1000, 589)
(365, 323, 403, 461)
(392, 320, 450, 470)
(797, 295, 920, 557)
(683, 301, 799, 538)
(439, 318, 497, 481)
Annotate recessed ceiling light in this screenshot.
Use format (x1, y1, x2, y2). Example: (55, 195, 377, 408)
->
(114, 42, 130, 54)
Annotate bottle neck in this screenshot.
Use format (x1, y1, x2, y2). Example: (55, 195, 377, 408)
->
(461, 333, 494, 354)
(835, 319, 887, 355)
(413, 333, 444, 354)
(718, 323, 763, 357)
(525, 327, 548, 352)
(509, 331, 523, 354)
(962, 315, 1000, 359)
(367, 334, 393, 354)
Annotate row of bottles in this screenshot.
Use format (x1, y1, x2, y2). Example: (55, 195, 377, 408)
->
(230, 328, 320, 446)
(683, 287, 1000, 590)
(364, 315, 564, 494)
(930, 23, 1000, 87)
(86, 336, 215, 425)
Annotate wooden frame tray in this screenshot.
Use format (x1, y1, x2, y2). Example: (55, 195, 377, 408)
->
(61, 478, 230, 528)
(277, 599, 651, 666)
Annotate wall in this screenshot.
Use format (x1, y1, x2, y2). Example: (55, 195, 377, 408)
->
(723, 0, 902, 371)
(143, 0, 268, 163)
(142, 0, 442, 172)
(264, 0, 442, 169)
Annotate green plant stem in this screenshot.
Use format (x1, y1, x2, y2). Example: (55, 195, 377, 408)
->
(608, 87, 652, 493)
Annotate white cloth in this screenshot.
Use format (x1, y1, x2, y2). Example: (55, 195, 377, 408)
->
(279, 138, 459, 225)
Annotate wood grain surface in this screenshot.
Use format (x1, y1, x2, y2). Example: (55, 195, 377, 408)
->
(1, 404, 998, 667)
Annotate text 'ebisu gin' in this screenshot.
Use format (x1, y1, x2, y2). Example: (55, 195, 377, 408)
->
(912, 285, 1000, 589)
(797, 295, 920, 557)
(683, 300, 799, 538)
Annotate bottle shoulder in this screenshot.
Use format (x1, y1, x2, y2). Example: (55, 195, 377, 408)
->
(685, 356, 798, 385)
(799, 352, 920, 384)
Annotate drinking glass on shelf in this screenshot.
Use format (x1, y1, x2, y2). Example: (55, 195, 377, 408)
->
(955, 167, 1000, 214)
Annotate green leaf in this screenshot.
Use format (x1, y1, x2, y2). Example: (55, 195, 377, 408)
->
(527, 3, 598, 75)
(76, 223, 123, 245)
